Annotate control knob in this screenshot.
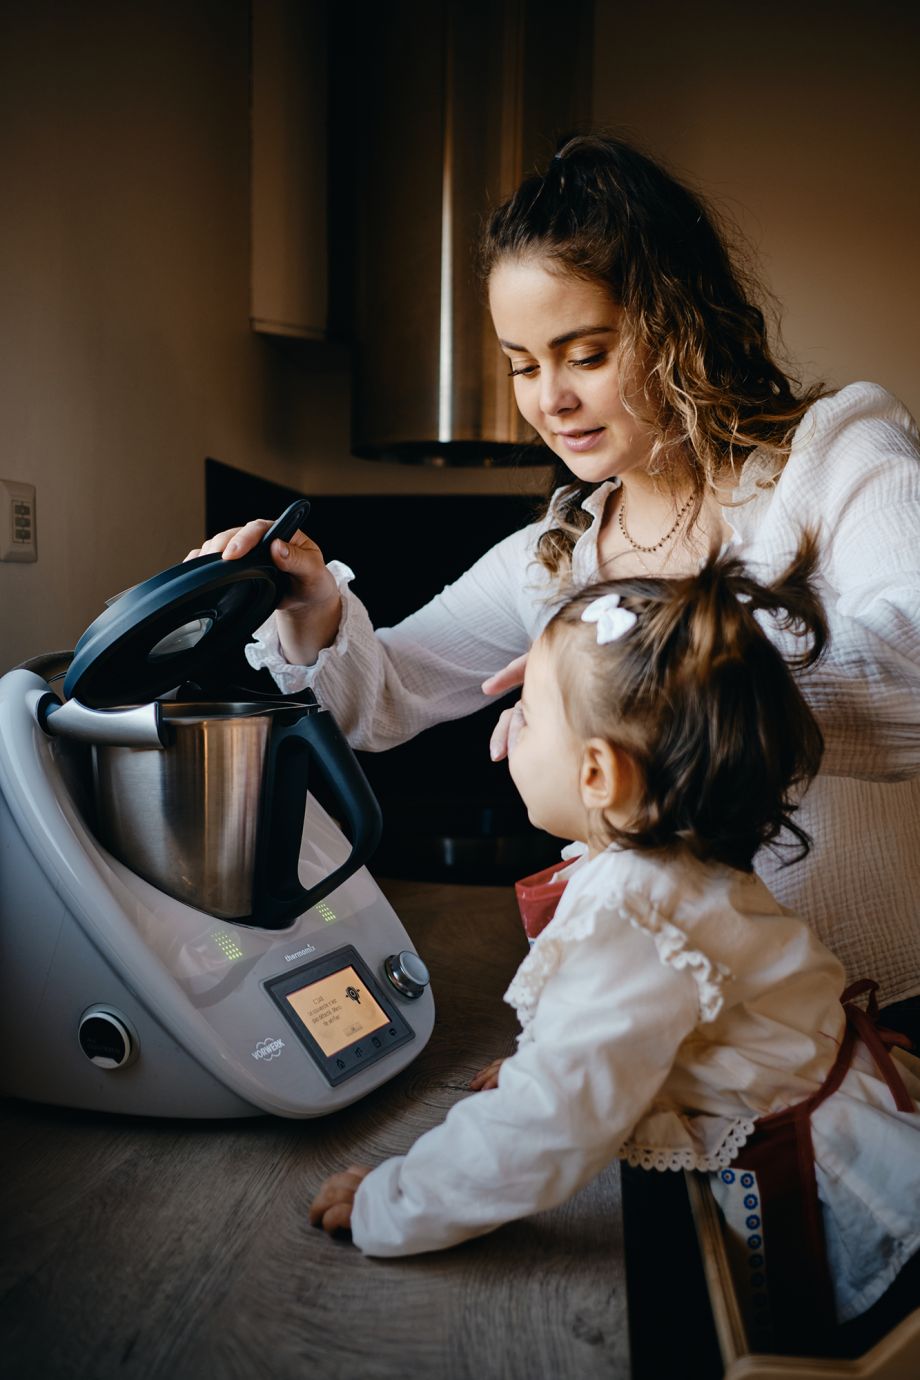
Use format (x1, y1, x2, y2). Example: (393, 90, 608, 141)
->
(383, 950, 430, 1000)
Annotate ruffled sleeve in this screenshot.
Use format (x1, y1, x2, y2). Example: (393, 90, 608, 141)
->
(624, 909, 731, 1024)
(245, 560, 357, 696)
(506, 863, 732, 1040)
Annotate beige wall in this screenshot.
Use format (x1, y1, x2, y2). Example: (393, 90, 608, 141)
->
(0, 1, 542, 670)
(3, 1, 918, 668)
(592, 0, 920, 416)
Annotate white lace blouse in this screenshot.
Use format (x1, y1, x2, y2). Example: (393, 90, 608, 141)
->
(348, 846, 920, 1324)
(248, 383, 920, 1006)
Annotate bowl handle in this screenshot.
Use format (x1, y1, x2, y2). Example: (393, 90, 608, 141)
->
(250, 706, 382, 929)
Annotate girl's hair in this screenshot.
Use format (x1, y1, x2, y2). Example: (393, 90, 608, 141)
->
(479, 134, 828, 577)
(543, 534, 827, 872)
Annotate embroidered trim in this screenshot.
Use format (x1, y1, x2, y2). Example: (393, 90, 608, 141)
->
(618, 1118, 757, 1173)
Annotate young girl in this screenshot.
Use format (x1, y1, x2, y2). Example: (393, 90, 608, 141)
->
(309, 541, 920, 1354)
(196, 135, 920, 1041)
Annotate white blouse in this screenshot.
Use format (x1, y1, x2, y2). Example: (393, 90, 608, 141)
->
(248, 382, 920, 1006)
(348, 847, 920, 1322)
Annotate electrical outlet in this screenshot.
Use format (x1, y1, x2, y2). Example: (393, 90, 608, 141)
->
(0, 479, 37, 562)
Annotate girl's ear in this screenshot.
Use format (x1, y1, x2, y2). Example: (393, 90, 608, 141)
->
(579, 738, 619, 811)
(580, 739, 638, 815)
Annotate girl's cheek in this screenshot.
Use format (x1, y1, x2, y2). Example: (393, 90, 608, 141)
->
(507, 745, 526, 800)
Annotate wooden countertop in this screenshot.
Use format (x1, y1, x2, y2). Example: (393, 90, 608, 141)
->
(0, 878, 630, 1380)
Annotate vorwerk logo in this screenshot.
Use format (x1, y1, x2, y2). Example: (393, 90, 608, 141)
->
(251, 1037, 285, 1062)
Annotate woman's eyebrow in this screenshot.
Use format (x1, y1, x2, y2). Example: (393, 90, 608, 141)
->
(498, 324, 615, 351)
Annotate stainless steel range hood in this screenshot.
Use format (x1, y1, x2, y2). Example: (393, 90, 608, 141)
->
(347, 0, 594, 466)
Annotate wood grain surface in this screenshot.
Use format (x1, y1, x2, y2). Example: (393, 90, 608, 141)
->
(0, 878, 629, 1380)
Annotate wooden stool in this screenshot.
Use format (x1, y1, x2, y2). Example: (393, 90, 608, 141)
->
(686, 1173, 920, 1380)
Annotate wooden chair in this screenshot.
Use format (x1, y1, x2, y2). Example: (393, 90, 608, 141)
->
(685, 1173, 920, 1380)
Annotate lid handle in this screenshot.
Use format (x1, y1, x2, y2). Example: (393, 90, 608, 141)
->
(258, 499, 311, 551)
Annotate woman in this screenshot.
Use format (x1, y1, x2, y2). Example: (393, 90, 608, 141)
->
(191, 135, 920, 1035)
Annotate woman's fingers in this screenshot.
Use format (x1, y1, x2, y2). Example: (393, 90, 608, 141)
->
(481, 652, 529, 698)
(484, 654, 529, 761)
(183, 518, 337, 619)
(268, 532, 334, 610)
(489, 705, 515, 762)
(219, 519, 273, 559)
(183, 522, 263, 562)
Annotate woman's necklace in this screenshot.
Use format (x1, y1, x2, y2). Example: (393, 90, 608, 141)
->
(617, 488, 696, 555)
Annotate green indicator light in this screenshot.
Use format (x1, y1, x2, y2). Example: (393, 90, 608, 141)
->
(210, 928, 245, 961)
(315, 902, 337, 924)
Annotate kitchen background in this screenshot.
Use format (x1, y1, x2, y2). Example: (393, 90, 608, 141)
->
(1, 0, 918, 879)
(3, 0, 919, 666)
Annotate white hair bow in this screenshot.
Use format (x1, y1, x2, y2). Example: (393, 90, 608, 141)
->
(581, 593, 638, 644)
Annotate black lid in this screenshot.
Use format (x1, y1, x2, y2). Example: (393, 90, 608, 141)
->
(64, 500, 310, 706)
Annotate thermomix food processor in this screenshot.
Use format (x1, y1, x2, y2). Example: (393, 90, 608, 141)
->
(0, 501, 434, 1117)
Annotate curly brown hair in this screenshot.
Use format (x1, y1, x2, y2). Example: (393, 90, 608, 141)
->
(479, 133, 828, 577)
(543, 534, 828, 872)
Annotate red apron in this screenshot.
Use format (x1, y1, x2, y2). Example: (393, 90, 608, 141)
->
(514, 860, 572, 943)
(725, 979, 915, 1354)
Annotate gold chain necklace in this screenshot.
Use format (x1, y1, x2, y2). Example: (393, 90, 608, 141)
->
(617, 489, 695, 554)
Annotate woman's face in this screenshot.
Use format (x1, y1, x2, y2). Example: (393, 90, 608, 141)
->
(488, 257, 655, 483)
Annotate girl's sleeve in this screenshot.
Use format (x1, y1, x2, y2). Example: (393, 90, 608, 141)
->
(348, 909, 701, 1257)
(772, 385, 920, 780)
(245, 524, 548, 751)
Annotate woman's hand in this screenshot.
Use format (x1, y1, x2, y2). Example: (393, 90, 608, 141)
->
(482, 653, 529, 762)
(468, 1057, 505, 1091)
(308, 1164, 373, 1238)
(185, 518, 342, 666)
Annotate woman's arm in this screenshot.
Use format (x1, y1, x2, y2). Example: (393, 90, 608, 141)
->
(248, 523, 551, 751)
(762, 385, 920, 780)
(343, 915, 700, 1257)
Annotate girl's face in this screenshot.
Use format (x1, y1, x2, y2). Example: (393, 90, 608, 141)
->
(507, 635, 587, 842)
(488, 258, 656, 483)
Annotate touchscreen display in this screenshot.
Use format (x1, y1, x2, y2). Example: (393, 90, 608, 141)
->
(285, 965, 389, 1057)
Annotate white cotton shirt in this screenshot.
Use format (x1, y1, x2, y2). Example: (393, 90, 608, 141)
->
(247, 382, 920, 1005)
(348, 846, 920, 1323)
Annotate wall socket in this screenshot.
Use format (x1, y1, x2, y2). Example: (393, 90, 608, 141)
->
(0, 479, 37, 562)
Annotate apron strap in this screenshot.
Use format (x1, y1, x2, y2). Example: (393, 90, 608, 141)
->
(841, 980, 915, 1113)
(725, 979, 917, 1352)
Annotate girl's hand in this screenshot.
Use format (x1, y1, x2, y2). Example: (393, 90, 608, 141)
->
(482, 654, 529, 762)
(468, 1057, 505, 1091)
(185, 518, 342, 665)
(309, 1164, 373, 1238)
